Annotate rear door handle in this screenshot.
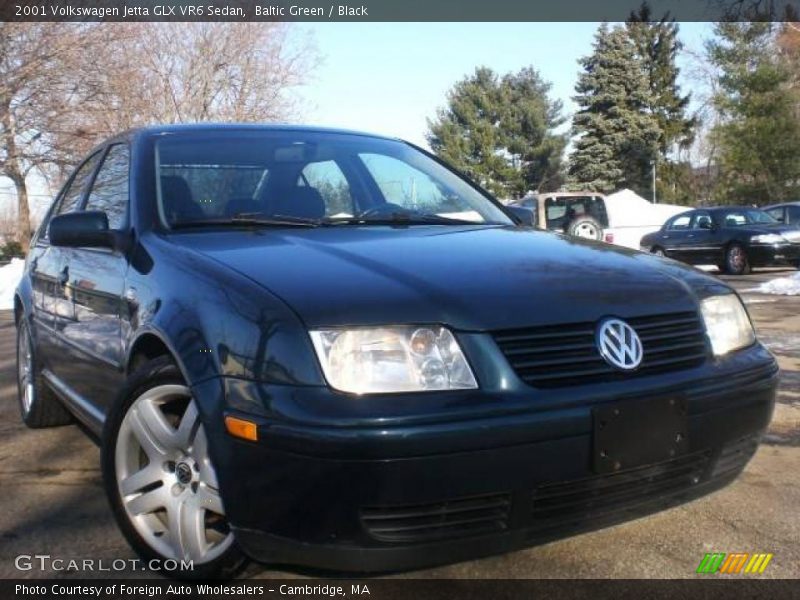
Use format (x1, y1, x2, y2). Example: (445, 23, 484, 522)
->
(58, 266, 69, 287)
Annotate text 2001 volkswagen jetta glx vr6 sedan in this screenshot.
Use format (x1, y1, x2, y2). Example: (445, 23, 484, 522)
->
(15, 125, 777, 579)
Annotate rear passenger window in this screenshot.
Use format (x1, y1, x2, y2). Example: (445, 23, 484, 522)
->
(85, 144, 130, 229)
(544, 196, 609, 229)
(56, 152, 102, 216)
(788, 206, 800, 224)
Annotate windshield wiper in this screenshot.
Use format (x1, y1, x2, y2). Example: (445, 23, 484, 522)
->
(324, 212, 480, 226)
(171, 212, 321, 229)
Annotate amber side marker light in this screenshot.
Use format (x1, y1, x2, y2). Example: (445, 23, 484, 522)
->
(225, 416, 258, 441)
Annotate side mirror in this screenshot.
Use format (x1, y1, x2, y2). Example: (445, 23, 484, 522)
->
(50, 211, 127, 251)
(506, 205, 535, 226)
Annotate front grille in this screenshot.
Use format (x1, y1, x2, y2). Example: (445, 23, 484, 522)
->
(712, 434, 759, 478)
(530, 451, 711, 532)
(494, 311, 708, 388)
(361, 493, 510, 543)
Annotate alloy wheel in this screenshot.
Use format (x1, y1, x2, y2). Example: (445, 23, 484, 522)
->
(728, 245, 746, 273)
(115, 385, 232, 563)
(17, 324, 35, 416)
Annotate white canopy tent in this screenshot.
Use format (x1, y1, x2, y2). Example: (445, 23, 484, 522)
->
(603, 189, 687, 249)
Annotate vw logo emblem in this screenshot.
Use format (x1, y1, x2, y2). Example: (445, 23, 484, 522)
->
(596, 318, 643, 370)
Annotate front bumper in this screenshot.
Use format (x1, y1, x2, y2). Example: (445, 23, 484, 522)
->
(748, 242, 800, 266)
(195, 346, 778, 573)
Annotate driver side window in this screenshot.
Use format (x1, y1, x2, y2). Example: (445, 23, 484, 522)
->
(667, 214, 692, 230)
(765, 207, 785, 222)
(84, 144, 130, 229)
(43, 151, 102, 240)
(691, 212, 712, 229)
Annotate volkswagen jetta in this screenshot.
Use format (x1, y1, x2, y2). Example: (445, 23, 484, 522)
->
(14, 125, 778, 579)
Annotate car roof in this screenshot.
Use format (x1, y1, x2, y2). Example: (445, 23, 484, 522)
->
(120, 122, 400, 142)
(764, 201, 800, 209)
(533, 192, 606, 198)
(694, 206, 766, 212)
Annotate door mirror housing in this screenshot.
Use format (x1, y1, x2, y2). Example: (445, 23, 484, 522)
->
(49, 211, 128, 251)
(506, 205, 535, 227)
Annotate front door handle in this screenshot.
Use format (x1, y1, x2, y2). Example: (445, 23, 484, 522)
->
(58, 266, 69, 287)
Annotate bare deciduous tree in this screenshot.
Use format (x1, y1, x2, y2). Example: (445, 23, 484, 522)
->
(0, 22, 317, 249)
(60, 22, 317, 160)
(0, 23, 110, 248)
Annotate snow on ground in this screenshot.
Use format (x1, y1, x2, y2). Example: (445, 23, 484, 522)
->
(0, 258, 24, 310)
(756, 271, 800, 296)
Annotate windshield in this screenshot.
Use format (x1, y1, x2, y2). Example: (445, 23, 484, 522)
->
(720, 209, 779, 227)
(154, 131, 512, 228)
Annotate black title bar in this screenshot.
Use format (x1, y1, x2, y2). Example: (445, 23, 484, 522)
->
(5, 579, 798, 600)
(3, 0, 800, 22)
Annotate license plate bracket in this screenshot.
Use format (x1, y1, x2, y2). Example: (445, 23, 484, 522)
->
(592, 396, 688, 474)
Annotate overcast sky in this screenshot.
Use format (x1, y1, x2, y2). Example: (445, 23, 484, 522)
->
(0, 22, 715, 217)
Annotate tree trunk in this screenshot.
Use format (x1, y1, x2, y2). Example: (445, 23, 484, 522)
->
(10, 170, 32, 251)
(1, 94, 32, 251)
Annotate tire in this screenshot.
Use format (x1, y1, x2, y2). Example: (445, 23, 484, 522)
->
(101, 356, 247, 580)
(566, 216, 603, 240)
(651, 247, 666, 257)
(724, 243, 751, 275)
(16, 318, 72, 428)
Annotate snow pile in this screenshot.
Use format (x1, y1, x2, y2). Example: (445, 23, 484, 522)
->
(756, 271, 800, 296)
(0, 258, 24, 310)
(604, 189, 685, 228)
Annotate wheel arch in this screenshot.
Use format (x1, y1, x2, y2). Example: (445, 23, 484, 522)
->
(125, 328, 190, 385)
(14, 293, 24, 325)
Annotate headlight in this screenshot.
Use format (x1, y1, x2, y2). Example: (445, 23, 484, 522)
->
(700, 294, 755, 356)
(309, 326, 478, 394)
(750, 233, 786, 244)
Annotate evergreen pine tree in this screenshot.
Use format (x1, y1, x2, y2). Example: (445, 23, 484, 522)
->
(707, 22, 800, 203)
(427, 66, 566, 198)
(626, 4, 696, 156)
(569, 24, 661, 194)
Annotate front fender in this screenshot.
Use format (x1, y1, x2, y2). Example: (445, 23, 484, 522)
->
(124, 234, 325, 388)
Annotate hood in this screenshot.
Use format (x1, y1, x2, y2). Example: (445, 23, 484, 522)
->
(169, 225, 707, 331)
(751, 224, 800, 238)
